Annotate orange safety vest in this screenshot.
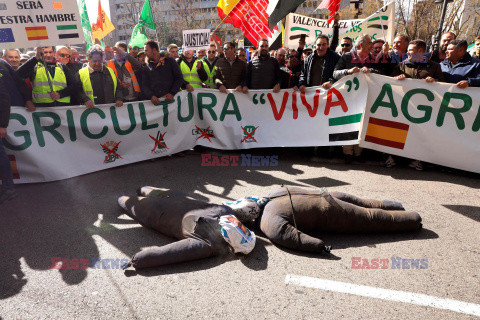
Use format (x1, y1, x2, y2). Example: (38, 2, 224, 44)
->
(106, 60, 141, 93)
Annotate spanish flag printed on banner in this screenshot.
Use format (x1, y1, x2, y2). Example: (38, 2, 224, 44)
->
(92, 0, 115, 41)
(364, 117, 409, 150)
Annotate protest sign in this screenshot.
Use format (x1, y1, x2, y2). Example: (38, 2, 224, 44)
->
(359, 74, 480, 174)
(182, 29, 211, 51)
(0, 0, 85, 49)
(4, 75, 367, 183)
(284, 1, 394, 50)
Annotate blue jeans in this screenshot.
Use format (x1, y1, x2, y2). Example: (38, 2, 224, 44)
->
(0, 138, 14, 190)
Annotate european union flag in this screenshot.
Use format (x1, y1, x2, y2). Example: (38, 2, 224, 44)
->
(0, 28, 14, 43)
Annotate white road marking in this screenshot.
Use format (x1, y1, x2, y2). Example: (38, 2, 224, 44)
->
(285, 274, 480, 317)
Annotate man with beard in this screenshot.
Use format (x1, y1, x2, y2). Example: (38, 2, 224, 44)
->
(142, 40, 184, 104)
(215, 42, 247, 92)
(430, 32, 456, 63)
(297, 34, 340, 92)
(339, 37, 353, 56)
(202, 44, 220, 88)
(280, 52, 301, 89)
(17, 46, 78, 107)
(77, 45, 123, 109)
(243, 38, 282, 93)
(376, 34, 410, 76)
(441, 39, 480, 88)
(275, 47, 287, 67)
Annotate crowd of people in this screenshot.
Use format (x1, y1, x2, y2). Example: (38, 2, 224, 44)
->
(1, 20, 480, 204)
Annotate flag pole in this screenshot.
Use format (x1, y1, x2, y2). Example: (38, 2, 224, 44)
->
(212, 1, 243, 34)
(375, 0, 387, 41)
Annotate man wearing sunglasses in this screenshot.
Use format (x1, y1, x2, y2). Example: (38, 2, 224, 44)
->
(339, 37, 353, 56)
(201, 44, 220, 88)
(17, 46, 78, 107)
(280, 52, 301, 89)
(244, 38, 282, 93)
(214, 42, 247, 93)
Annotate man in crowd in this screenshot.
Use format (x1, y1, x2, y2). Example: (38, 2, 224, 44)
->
(128, 45, 140, 59)
(237, 48, 247, 61)
(56, 45, 83, 105)
(244, 38, 281, 93)
(215, 42, 247, 92)
(297, 34, 341, 92)
(142, 40, 184, 104)
(372, 39, 385, 59)
(339, 37, 353, 55)
(77, 45, 123, 109)
(55, 46, 71, 65)
(386, 39, 444, 171)
(333, 34, 376, 163)
(275, 47, 287, 67)
(202, 44, 219, 88)
(376, 34, 410, 75)
(0, 74, 17, 205)
(178, 48, 208, 90)
(17, 46, 78, 107)
(441, 39, 480, 88)
(66, 47, 83, 74)
(430, 32, 456, 63)
(3, 49, 21, 70)
(167, 44, 180, 60)
(473, 36, 480, 59)
(0, 58, 34, 111)
(106, 41, 143, 103)
(197, 49, 207, 60)
(280, 52, 301, 89)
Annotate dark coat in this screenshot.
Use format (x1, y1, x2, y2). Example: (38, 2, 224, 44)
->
(392, 59, 445, 81)
(260, 186, 422, 253)
(298, 49, 340, 87)
(333, 50, 380, 80)
(214, 56, 247, 89)
(0, 74, 11, 128)
(440, 53, 480, 87)
(142, 57, 184, 99)
(0, 59, 30, 107)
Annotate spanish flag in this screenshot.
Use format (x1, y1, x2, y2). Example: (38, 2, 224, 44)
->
(92, 0, 115, 41)
(364, 117, 409, 150)
(25, 26, 48, 41)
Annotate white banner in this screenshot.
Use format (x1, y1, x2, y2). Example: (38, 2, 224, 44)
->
(182, 29, 211, 52)
(3, 75, 367, 183)
(359, 74, 480, 174)
(284, 1, 394, 50)
(0, 0, 85, 49)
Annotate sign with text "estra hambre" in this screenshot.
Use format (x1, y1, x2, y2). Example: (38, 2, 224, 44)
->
(0, 0, 84, 49)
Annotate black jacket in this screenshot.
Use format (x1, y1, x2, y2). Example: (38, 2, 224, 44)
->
(0, 74, 11, 128)
(298, 49, 340, 87)
(142, 57, 184, 99)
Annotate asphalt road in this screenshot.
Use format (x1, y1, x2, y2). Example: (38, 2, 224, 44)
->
(1, 148, 479, 319)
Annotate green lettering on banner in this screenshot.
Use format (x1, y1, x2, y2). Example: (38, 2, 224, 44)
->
(197, 92, 217, 121)
(370, 84, 398, 117)
(4, 113, 31, 151)
(111, 104, 136, 135)
(33, 112, 64, 147)
(220, 93, 241, 121)
(437, 92, 472, 130)
(66, 109, 77, 142)
(80, 108, 108, 139)
(178, 93, 194, 122)
(401, 89, 434, 123)
(157, 100, 174, 127)
(139, 102, 158, 130)
(472, 105, 480, 132)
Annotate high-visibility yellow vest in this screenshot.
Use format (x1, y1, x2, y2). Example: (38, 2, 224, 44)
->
(202, 60, 216, 88)
(180, 59, 202, 88)
(32, 63, 70, 104)
(106, 60, 141, 92)
(78, 66, 117, 104)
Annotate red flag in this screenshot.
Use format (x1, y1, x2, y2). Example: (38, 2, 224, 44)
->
(217, 0, 274, 46)
(317, 0, 341, 23)
(94, 0, 103, 31)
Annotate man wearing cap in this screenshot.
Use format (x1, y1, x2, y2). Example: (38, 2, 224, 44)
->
(106, 41, 143, 102)
(77, 45, 123, 109)
(118, 187, 257, 269)
(17, 46, 78, 107)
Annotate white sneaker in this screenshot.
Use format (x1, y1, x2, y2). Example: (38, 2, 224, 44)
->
(117, 196, 129, 210)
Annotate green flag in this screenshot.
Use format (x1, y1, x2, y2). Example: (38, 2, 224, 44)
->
(78, 0, 93, 50)
(139, 0, 155, 30)
(129, 24, 149, 48)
